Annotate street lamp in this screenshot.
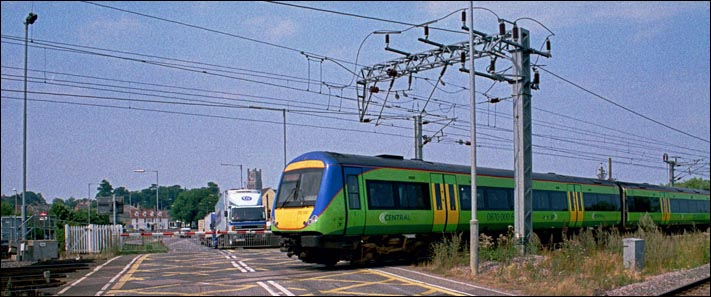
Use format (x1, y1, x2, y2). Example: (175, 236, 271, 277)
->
(13, 188, 19, 215)
(88, 183, 93, 226)
(220, 163, 243, 189)
(13, 188, 18, 244)
(134, 169, 159, 229)
(22, 12, 38, 241)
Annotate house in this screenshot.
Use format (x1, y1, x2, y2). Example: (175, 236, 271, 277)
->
(126, 206, 169, 231)
(261, 187, 276, 219)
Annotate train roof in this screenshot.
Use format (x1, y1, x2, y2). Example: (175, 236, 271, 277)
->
(616, 181, 709, 195)
(295, 151, 621, 187)
(293, 151, 709, 195)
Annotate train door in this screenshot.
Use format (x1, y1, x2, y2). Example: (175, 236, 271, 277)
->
(444, 175, 459, 232)
(431, 174, 458, 233)
(660, 194, 671, 226)
(344, 167, 365, 236)
(567, 184, 584, 228)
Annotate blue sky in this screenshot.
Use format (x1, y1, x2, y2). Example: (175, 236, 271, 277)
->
(2, 1, 709, 201)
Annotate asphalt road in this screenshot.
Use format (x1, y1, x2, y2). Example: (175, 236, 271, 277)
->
(47, 237, 514, 296)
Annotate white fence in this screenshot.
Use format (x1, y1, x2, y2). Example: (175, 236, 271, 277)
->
(65, 224, 123, 254)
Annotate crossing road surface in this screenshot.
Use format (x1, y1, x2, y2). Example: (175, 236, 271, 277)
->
(47, 237, 514, 296)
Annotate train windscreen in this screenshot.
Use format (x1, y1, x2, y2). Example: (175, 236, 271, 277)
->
(276, 168, 323, 208)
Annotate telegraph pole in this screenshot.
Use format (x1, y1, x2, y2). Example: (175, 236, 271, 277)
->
(356, 7, 551, 258)
(663, 153, 679, 186)
(356, 5, 552, 260)
(414, 115, 423, 160)
(512, 26, 533, 256)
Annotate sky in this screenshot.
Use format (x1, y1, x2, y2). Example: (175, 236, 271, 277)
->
(1, 1, 709, 202)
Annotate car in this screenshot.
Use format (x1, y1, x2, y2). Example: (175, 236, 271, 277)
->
(179, 227, 191, 238)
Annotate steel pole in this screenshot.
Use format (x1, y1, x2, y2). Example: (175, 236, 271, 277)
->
(468, 1, 479, 275)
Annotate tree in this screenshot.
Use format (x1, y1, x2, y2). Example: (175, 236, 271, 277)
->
(170, 183, 219, 226)
(1, 201, 13, 216)
(97, 180, 114, 198)
(675, 177, 710, 191)
(114, 186, 130, 198)
(64, 197, 78, 210)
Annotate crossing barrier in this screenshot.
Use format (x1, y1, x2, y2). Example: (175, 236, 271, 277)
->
(118, 230, 281, 249)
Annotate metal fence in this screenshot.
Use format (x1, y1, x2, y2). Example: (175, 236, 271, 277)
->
(119, 235, 167, 253)
(64, 224, 123, 255)
(203, 231, 281, 249)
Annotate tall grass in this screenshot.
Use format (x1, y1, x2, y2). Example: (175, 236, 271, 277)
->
(424, 216, 710, 295)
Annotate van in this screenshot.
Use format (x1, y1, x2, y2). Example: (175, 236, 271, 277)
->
(179, 227, 191, 238)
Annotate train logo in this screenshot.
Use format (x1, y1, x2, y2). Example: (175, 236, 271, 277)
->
(241, 196, 252, 201)
(378, 212, 411, 224)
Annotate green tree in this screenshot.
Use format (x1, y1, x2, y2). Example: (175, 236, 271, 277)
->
(675, 177, 710, 191)
(114, 186, 130, 198)
(170, 183, 219, 226)
(97, 180, 114, 198)
(64, 197, 78, 210)
(1, 201, 13, 216)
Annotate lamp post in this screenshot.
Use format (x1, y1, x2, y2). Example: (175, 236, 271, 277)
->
(13, 188, 19, 216)
(220, 163, 243, 189)
(134, 169, 159, 228)
(22, 12, 38, 241)
(88, 183, 93, 226)
(13, 188, 18, 244)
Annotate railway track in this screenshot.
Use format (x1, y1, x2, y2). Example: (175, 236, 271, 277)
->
(1, 258, 94, 296)
(659, 276, 711, 296)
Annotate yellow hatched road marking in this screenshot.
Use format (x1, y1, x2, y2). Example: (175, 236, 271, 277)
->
(111, 254, 147, 291)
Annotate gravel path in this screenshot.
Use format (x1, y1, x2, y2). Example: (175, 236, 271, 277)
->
(604, 264, 710, 296)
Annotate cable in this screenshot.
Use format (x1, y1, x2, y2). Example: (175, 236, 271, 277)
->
(537, 66, 710, 144)
(81, 1, 360, 68)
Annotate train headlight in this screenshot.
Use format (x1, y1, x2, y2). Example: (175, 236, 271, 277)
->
(305, 215, 319, 226)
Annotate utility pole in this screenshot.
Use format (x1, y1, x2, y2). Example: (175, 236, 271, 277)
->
(663, 153, 680, 186)
(607, 157, 613, 181)
(414, 115, 423, 160)
(22, 11, 38, 242)
(356, 5, 551, 260)
(512, 26, 534, 256)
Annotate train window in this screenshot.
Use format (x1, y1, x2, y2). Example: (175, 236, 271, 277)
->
(458, 186, 486, 210)
(276, 168, 322, 207)
(434, 184, 443, 210)
(549, 191, 568, 211)
(301, 171, 323, 202)
(346, 175, 360, 210)
(487, 188, 511, 210)
(458, 186, 471, 210)
(448, 184, 457, 210)
(367, 181, 396, 209)
(601, 194, 620, 211)
(366, 180, 430, 210)
(649, 198, 660, 212)
(533, 190, 549, 210)
(583, 193, 597, 210)
(584, 193, 619, 211)
(398, 182, 430, 210)
(629, 196, 659, 212)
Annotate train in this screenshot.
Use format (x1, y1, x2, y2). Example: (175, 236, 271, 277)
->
(270, 151, 710, 267)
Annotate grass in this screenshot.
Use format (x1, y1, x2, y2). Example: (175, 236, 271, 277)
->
(422, 215, 710, 296)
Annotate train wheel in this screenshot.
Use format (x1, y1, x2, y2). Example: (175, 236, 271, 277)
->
(322, 258, 338, 268)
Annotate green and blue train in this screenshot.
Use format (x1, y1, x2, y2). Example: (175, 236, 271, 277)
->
(270, 151, 710, 266)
